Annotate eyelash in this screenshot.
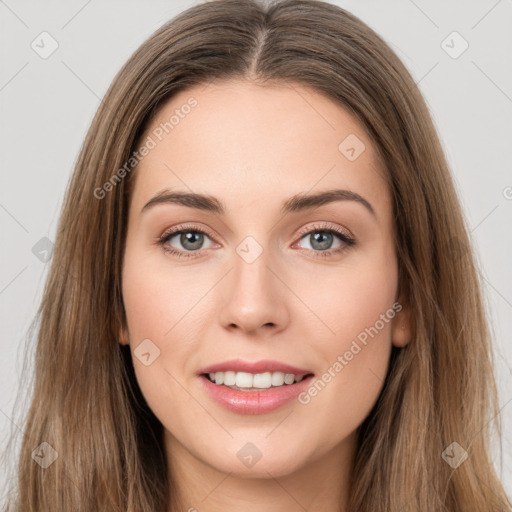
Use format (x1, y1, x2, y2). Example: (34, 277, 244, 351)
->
(156, 222, 356, 260)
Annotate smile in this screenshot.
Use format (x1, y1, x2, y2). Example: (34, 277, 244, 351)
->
(198, 361, 314, 414)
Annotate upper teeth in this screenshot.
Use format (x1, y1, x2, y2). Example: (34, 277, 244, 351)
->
(208, 371, 305, 388)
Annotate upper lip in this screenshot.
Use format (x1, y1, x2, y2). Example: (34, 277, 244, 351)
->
(199, 359, 313, 376)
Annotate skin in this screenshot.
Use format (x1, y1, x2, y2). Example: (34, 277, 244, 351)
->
(119, 79, 411, 512)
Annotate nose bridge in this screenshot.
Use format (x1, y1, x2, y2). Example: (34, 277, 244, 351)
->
(233, 239, 271, 299)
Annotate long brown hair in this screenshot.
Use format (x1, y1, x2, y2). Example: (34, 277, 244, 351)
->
(2, 0, 510, 510)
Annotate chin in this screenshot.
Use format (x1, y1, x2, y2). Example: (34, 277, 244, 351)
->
(201, 438, 313, 479)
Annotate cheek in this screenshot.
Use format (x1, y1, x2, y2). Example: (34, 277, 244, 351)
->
(293, 247, 397, 440)
(121, 241, 208, 345)
(293, 243, 398, 347)
(120, 247, 206, 412)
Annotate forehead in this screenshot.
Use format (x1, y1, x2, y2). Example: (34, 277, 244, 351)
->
(129, 79, 389, 221)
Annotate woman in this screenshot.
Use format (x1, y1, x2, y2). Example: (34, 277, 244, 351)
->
(3, 0, 510, 510)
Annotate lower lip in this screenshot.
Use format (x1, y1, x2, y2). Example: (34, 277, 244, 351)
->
(199, 374, 314, 414)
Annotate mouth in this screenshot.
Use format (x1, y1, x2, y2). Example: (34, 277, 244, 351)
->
(198, 361, 315, 414)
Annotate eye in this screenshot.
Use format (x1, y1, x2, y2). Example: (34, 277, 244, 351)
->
(293, 222, 355, 258)
(157, 222, 356, 260)
(157, 224, 217, 259)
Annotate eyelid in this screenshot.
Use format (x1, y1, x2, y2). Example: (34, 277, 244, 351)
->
(159, 222, 219, 243)
(295, 221, 355, 241)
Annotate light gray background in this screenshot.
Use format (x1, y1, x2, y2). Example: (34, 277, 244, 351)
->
(1, 0, 511, 501)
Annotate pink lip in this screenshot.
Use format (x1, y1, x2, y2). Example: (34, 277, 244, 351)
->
(198, 358, 312, 376)
(199, 373, 314, 415)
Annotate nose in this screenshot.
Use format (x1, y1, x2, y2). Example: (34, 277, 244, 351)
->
(219, 246, 289, 336)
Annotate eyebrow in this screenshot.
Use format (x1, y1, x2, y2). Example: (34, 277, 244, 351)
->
(140, 188, 376, 218)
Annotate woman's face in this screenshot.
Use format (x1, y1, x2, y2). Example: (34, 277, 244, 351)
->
(120, 79, 410, 479)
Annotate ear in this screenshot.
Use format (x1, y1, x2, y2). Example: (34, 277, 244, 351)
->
(118, 324, 130, 346)
(391, 288, 412, 348)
